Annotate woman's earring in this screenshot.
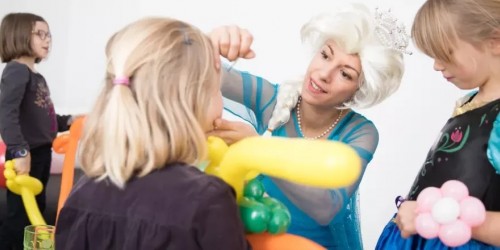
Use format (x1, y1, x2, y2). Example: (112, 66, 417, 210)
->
(337, 96, 355, 109)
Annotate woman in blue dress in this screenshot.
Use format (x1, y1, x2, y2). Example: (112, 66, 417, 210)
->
(208, 4, 411, 249)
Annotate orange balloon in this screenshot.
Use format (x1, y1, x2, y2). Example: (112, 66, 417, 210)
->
(53, 116, 85, 221)
(246, 233, 326, 250)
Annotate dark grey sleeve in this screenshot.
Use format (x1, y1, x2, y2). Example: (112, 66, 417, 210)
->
(0, 63, 30, 152)
(57, 114, 71, 132)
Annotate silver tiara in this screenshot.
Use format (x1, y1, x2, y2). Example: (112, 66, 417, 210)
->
(374, 8, 412, 55)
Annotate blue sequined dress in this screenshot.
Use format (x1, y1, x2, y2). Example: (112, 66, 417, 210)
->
(222, 67, 379, 250)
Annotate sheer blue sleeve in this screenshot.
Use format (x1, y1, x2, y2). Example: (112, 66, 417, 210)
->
(487, 112, 500, 174)
(222, 98, 258, 129)
(221, 65, 278, 133)
(271, 115, 379, 225)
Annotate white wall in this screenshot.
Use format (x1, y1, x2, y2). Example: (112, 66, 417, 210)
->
(0, 0, 467, 248)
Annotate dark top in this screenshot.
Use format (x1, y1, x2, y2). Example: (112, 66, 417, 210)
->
(0, 61, 70, 154)
(407, 98, 500, 211)
(55, 163, 250, 250)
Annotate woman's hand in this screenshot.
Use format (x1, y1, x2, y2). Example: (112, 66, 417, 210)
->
(207, 118, 259, 145)
(209, 25, 255, 67)
(395, 200, 418, 238)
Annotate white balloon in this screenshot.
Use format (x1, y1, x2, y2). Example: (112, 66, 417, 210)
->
(432, 197, 460, 224)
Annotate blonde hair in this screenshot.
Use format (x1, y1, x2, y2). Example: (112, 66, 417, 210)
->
(412, 0, 500, 63)
(265, 3, 406, 135)
(79, 17, 218, 188)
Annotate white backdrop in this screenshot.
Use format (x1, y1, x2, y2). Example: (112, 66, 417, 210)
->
(0, 0, 466, 248)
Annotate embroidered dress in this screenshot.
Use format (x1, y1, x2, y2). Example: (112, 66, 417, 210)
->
(222, 67, 378, 250)
(376, 95, 500, 249)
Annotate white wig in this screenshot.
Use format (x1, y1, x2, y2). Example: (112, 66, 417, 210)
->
(264, 3, 408, 136)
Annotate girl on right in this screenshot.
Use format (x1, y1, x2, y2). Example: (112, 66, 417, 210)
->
(376, 0, 500, 248)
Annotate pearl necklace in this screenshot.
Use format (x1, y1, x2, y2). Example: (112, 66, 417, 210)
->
(296, 97, 343, 140)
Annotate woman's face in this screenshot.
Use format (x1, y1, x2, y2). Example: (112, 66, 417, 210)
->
(301, 40, 362, 108)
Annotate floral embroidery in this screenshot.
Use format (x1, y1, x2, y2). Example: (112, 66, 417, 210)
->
(409, 186, 418, 198)
(33, 79, 57, 132)
(410, 101, 500, 199)
(409, 125, 471, 197)
(480, 114, 486, 127)
(482, 104, 500, 127)
(435, 126, 470, 153)
(491, 104, 499, 113)
(34, 80, 53, 109)
(451, 129, 463, 143)
(48, 105, 57, 132)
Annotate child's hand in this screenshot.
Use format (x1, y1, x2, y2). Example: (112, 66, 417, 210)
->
(207, 118, 259, 145)
(209, 25, 256, 67)
(68, 114, 85, 126)
(13, 153, 31, 175)
(395, 200, 418, 238)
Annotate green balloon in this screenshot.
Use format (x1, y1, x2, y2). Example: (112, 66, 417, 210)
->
(239, 197, 271, 233)
(267, 208, 291, 234)
(258, 196, 286, 211)
(243, 179, 265, 199)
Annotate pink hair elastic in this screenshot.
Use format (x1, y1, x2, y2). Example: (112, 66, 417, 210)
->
(113, 76, 130, 86)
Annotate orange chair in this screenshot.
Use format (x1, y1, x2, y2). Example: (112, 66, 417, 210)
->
(246, 233, 326, 250)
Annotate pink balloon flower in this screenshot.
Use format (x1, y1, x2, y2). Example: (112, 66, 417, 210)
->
(415, 180, 486, 247)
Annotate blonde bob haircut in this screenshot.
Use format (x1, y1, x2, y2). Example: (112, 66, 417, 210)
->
(412, 0, 500, 63)
(79, 17, 218, 188)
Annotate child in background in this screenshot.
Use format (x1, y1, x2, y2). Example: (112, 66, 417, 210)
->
(376, 0, 500, 248)
(0, 13, 73, 249)
(55, 17, 249, 250)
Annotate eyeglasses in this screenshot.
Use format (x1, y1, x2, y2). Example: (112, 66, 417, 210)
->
(32, 30, 52, 40)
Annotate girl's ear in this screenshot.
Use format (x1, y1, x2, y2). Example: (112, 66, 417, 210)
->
(488, 29, 500, 56)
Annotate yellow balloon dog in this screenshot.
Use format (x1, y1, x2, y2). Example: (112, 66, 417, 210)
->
(3, 160, 46, 225)
(205, 136, 362, 201)
(2, 135, 362, 226)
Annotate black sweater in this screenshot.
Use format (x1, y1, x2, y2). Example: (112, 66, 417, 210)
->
(0, 61, 70, 154)
(56, 163, 250, 250)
